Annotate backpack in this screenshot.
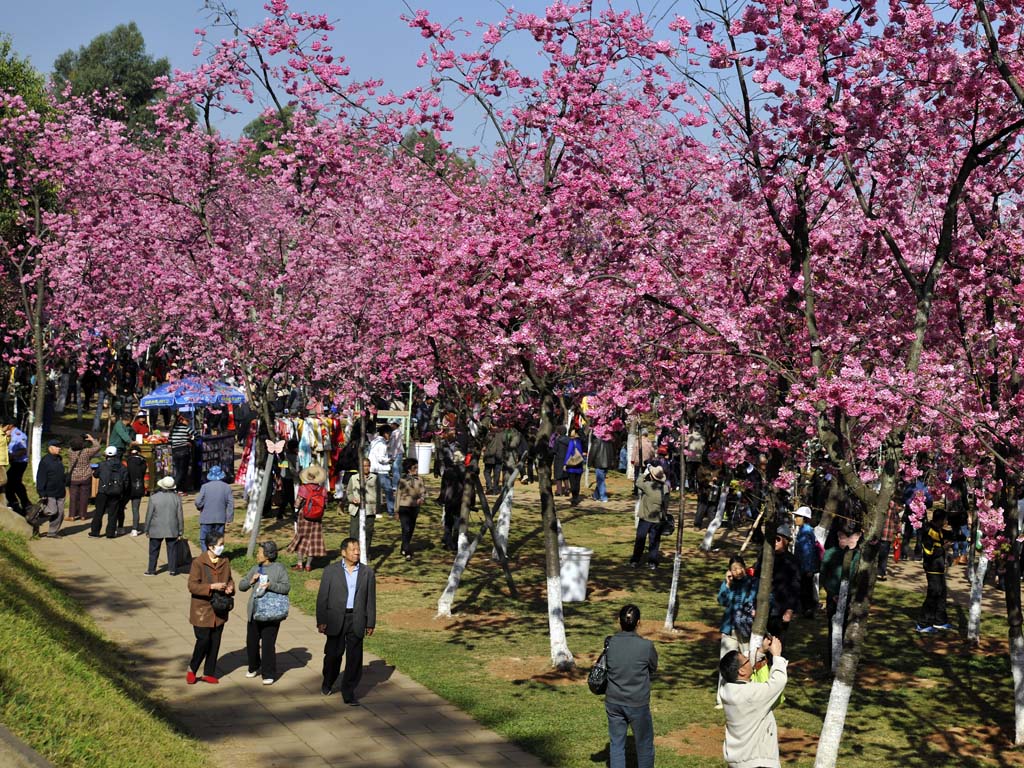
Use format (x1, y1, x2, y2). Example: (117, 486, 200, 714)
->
(298, 485, 326, 521)
(97, 461, 126, 496)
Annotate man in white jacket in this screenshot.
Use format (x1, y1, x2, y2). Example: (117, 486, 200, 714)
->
(367, 425, 393, 516)
(719, 634, 788, 768)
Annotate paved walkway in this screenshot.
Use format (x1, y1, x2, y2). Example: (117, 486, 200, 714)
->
(30, 523, 546, 768)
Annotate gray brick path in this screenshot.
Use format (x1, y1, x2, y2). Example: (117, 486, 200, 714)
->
(30, 521, 546, 768)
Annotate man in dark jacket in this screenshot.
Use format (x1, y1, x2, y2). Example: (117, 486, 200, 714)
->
(89, 446, 127, 539)
(605, 604, 658, 768)
(316, 537, 376, 705)
(589, 435, 616, 502)
(918, 508, 953, 632)
(35, 439, 67, 537)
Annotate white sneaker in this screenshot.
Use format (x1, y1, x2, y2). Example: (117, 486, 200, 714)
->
(262, 678, 275, 685)
(245, 670, 259, 678)
(130, 530, 141, 537)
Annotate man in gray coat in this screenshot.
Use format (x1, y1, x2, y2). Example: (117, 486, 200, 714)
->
(143, 476, 185, 575)
(605, 604, 658, 768)
(194, 466, 234, 552)
(316, 537, 376, 705)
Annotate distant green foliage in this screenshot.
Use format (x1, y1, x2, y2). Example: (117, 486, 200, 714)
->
(52, 22, 170, 133)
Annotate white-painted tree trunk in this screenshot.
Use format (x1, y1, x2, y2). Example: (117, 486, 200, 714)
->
(1012, 632, 1024, 744)
(243, 463, 269, 532)
(831, 580, 849, 674)
(358, 506, 367, 565)
(748, 631, 764, 662)
(701, 485, 728, 551)
(436, 530, 481, 617)
(29, 423, 42, 485)
(967, 555, 989, 644)
(664, 552, 682, 630)
(91, 391, 105, 434)
(546, 571, 573, 668)
(815, 677, 853, 768)
(634, 497, 641, 529)
(491, 488, 513, 561)
(626, 430, 637, 481)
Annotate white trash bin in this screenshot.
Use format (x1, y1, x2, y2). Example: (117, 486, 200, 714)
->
(415, 442, 434, 475)
(559, 546, 593, 602)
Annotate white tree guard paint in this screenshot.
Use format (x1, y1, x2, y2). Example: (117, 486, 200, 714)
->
(491, 487, 514, 561)
(556, 517, 566, 550)
(967, 555, 988, 644)
(664, 553, 683, 630)
(546, 574, 574, 668)
(626, 431, 637, 481)
(437, 531, 481, 617)
(358, 507, 367, 565)
(1012, 632, 1024, 744)
(701, 486, 728, 552)
(831, 579, 849, 674)
(815, 677, 853, 767)
(634, 498, 641, 529)
(748, 631, 765, 663)
(242, 467, 264, 533)
(29, 423, 42, 484)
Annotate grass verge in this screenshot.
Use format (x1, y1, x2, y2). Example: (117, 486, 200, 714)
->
(0, 529, 205, 768)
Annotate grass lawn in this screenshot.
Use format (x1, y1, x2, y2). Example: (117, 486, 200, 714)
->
(0, 529, 205, 768)
(196, 470, 1021, 768)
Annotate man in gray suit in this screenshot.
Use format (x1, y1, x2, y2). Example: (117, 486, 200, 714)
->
(317, 537, 376, 705)
(605, 604, 658, 768)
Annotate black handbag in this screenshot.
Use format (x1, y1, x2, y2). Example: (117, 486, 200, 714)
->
(587, 636, 611, 695)
(204, 564, 234, 615)
(659, 514, 676, 537)
(178, 539, 193, 571)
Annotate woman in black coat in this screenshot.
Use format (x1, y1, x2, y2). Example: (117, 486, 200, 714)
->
(126, 444, 148, 536)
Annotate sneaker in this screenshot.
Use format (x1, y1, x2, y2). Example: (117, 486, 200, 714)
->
(130, 529, 141, 537)
(186, 670, 197, 685)
(876, 574, 887, 582)
(143, 571, 156, 576)
(627, 561, 639, 569)
(932, 623, 954, 631)
(915, 624, 937, 634)
(648, 563, 657, 571)
(201, 675, 219, 684)
(321, 684, 332, 696)
(245, 670, 260, 678)
(87, 533, 101, 539)
(262, 678, 275, 685)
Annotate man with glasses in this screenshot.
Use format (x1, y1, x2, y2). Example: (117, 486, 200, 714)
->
(719, 634, 788, 768)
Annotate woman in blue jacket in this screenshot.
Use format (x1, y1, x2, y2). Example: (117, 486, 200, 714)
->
(563, 429, 585, 505)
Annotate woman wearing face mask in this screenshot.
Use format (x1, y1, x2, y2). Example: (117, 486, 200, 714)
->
(186, 533, 235, 684)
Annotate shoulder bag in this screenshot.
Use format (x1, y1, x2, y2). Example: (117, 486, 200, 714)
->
(587, 636, 612, 695)
(203, 563, 234, 615)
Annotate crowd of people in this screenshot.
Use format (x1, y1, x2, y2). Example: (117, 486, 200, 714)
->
(3, 394, 992, 768)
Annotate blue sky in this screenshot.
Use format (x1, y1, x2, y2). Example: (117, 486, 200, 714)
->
(3, 1, 691, 146)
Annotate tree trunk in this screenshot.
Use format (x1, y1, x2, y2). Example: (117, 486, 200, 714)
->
(831, 579, 849, 675)
(664, 439, 687, 629)
(700, 484, 728, 552)
(537, 391, 573, 669)
(491, 485, 513, 561)
(967, 554, 989, 645)
(815, 501, 886, 767)
(29, 272, 46, 482)
(437, 449, 482, 618)
(749, 527, 775, 660)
